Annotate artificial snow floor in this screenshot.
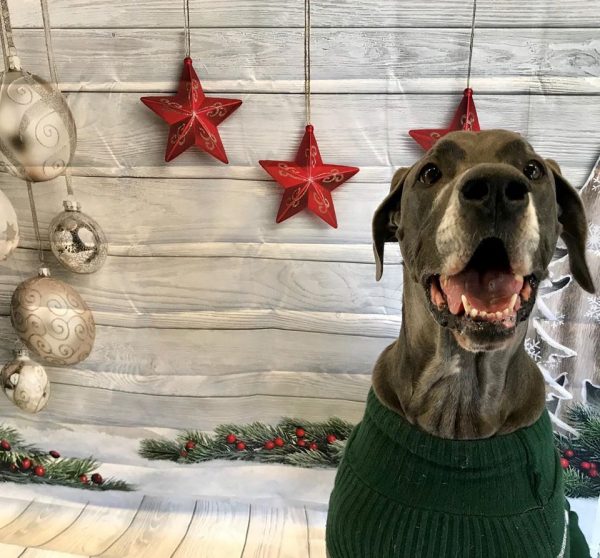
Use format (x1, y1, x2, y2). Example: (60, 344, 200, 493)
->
(0, 420, 597, 557)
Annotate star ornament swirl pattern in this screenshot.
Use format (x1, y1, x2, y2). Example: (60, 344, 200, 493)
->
(409, 88, 480, 151)
(141, 57, 242, 163)
(259, 125, 359, 228)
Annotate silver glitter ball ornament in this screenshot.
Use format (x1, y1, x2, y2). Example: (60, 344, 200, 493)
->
(1, 348, 50, 414)
(10, 267, 96, 366)
(0, 69, 77, 182)
(49, 199, 108, 274)
(0, 187, 19, 260)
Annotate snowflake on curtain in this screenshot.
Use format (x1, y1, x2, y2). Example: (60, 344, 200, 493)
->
(591, 168, 600, 191)
(587, 223, 600, 252)
(584, 296, 600, 323)
(525, 337, 542, 362)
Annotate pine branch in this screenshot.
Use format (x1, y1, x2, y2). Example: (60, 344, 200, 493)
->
(563, 468, 600, 498)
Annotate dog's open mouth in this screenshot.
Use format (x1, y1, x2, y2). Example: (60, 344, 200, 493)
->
(426, 238, 538, 334)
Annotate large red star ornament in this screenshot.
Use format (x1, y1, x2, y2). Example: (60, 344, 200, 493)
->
(259, 125, 359, 228)
(141, 57, 242, 163)
(409, 88, 480, 150)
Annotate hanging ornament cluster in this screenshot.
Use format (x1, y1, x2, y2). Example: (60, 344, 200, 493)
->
(0, 0, 103, 414)
(258, 0, 359, 227)
(409, 0, 481, 150)
(141, 0, 241, 163)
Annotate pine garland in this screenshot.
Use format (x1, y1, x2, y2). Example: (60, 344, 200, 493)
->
(0, 425, 133, 491)
(139, 417, 354, 468)
(555, 403, 600, 498)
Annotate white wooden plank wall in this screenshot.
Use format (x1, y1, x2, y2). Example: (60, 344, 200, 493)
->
(0, 0, 598, 434)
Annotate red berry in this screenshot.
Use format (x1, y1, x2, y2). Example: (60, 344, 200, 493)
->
(185, 440, 196, 450)
(564, 449, 575, 458)
(309, 442, 318, 451)
(560, 458, 569, 469)
(581, 461, 592, 470)
(91, 473, 103, 485)
(295, 427, 305, 438)
(590, 462, 597, 470)
(274, 437, 284, 447)
(236, 442, 246, 451)
(589, 469, 599, 478)
(21, 458, 32, 470)
(79, 474, 89, 484)
(326, 434, 338, 444)
(179, 450, 188, 457)
(226, 434, 237, 444)
(264, 440, 275, 450)
(49, 450, 60, 459)
(33, 465, 46, 477)
(9, 464, 17, 472)
(0, 439, 11, 451)
(297, 439, 307, 447)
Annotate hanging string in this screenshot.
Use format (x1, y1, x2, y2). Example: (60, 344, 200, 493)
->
(39, 0, 74, 197)
(0, 0, 20, 70)
(304, 0, 311, 125)
(466, 0, 477, 89)
(26, 182, 45, 263)
(183, 0, 191, 58)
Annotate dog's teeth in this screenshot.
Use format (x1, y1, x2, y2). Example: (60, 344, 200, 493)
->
(508, 293, 518, 312)
(495, 311, 503, 319)
(503, 308, 510, 316)
(514, 274, 524, 283)
(480, 311, 487, 317)
(470, 308, 478, 318)
(461, 294, 471, 313)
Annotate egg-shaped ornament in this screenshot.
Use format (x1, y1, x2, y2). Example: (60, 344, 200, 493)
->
(1, 348, 50, 413)
(0, 187, 19, 260)
(0, 68, 77, 182)
(10, 267, 95, 366)
(49, 199, 107, 274)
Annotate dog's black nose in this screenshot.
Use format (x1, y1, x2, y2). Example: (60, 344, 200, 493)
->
(460, 175, 530, 213)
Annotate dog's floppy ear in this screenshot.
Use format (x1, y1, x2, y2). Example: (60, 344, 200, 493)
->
(546, 159, 595, 293)
(373, 167, 410, 281)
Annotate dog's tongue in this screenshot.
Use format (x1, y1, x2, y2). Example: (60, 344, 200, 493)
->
(441, 269, 523, 315)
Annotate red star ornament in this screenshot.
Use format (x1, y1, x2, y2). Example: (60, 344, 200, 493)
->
(409, 88, 480, 150)
(259, 125, 359, 228)
(141, 57, 242, 163)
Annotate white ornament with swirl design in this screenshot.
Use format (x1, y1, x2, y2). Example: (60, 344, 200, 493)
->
(1, 348, 49, 414)
(10, 267, 95, 366)
(0, 70, 77, 182)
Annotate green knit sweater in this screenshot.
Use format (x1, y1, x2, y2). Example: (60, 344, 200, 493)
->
(326, 389, 591, 558)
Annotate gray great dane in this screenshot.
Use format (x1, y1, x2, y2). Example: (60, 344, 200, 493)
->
(326, 129, 595, 557)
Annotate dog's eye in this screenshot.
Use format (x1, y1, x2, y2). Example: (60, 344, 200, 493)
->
(523, 160, 544, 180)
(418, 163, 442, 185)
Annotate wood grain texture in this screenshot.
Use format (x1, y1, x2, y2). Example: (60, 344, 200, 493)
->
(0, 542, 26, 558)
(7, 0, 600, 28)
(5, 28, 599, 94)
(0, 499, 35, 530)
(41, 497, 144, 556)
(306, 508, 328, 558)
(0, 385, 365, 429)
(241, 504, 309, 558)
(0, 93, 590, 183)
(0, 501, 87, 547)
(171, 499, 250, 558)
(18, 549, 87, 558)
(97, 496, 195, 558)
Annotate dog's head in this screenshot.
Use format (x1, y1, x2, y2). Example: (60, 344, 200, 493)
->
(374, 129, 595, 352)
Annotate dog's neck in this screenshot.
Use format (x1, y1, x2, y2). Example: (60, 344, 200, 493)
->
(372, 276, 546, 439)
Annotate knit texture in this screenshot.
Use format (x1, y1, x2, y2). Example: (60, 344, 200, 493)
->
(326, 389, 591, 558)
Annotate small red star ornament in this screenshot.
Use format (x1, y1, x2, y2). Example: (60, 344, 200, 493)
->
(259, 125, 359, 227)
(409, 88, 480, 150)
(141, 57, 242, 163)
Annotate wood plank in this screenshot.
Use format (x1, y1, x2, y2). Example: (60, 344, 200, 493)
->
(171, 499, 250, 558)
(0, 542, 26, 558)
(7, 0, 600, 28)
(306, 508, 328, 558)
(96, 496, 195, 558)
(241, 504, 309, 558)
(0, 386, 365, 429)
(41, 497, 144, 556)
(0, 501, 87, 547)
(5, 28, 599, 94)
(0, 498, 35, 529)
(19, 549, 87, 558)
(1, 178, 393, 261)
(7, 93, 591, 185)
(0, 251, 404, 319)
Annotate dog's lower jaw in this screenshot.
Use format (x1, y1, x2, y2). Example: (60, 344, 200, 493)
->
(451, 329, 515, 352)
